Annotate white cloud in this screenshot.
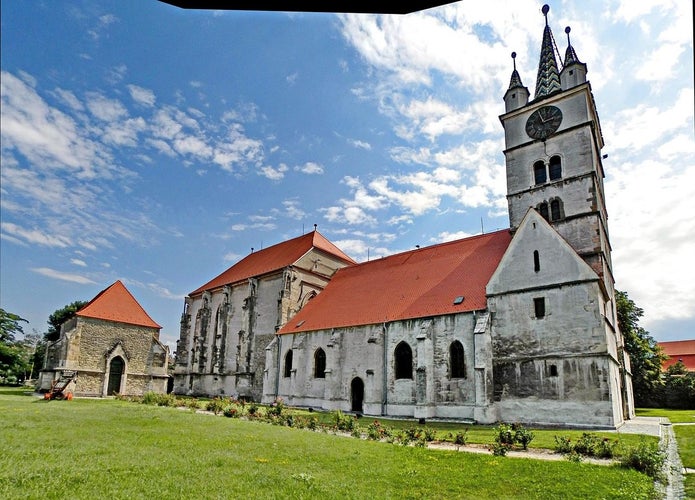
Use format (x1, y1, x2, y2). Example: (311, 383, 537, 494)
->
(295, 162, 324, 175)
(30, 267, 96, 284)
(1, 222, 71, 248)
(70, 259, 87, 267)
(259, 163, 288, 181)
(85, 92, 129, 121)
(127, 84, 156, 107)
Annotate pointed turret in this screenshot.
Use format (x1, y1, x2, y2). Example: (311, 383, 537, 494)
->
(504, 52, 530, 112)
(534, 4, 561, 99)
(560, 26, 588, 90)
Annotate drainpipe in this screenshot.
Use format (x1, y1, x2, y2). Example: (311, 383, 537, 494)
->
(381, 322, 388, 416)
(273, 333, 281, 401)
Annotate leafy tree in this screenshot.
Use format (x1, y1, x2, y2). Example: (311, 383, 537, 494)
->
(0, 308, 30, 384)
(46, 301, 88, 341)
(660, 362, 695, 409)
(616, 290, 666, 407)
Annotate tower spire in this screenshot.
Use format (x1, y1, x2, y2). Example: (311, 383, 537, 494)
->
(534, 4, 561, 99)
(503, 51, 529, 112)
(562, 26, 582, 66)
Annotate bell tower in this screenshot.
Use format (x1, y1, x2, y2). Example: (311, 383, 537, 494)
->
(499, 4, 614, 298)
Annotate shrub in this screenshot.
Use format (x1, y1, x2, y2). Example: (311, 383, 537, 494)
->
(453, 430, 468, 447)
(333, 410, 356, 432)
(423, 427, 437, 442)
(206, 397, 227, 415)
(573, 432, 601, 456)
(267, 398, 285, 417)
(223, 407, 238, 418)
(247, 403, 259, 416)
(367, 420, 391, 441)
(495, 423, 515, 445)
(620, 438, 666, 480)
(490, 441, 510, 456)
(512, 423, 535, 450)
(554, 435, 573, 454)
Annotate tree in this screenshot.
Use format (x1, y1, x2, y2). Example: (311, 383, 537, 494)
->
(46, 301, 88, 341)
(0, 308, 30, 384)
(616, 290, 666, 407)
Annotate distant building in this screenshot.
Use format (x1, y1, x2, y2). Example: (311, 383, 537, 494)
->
(39, 280, 169, 397)
(658, 340, 695, 372)
(174, 5, 634, 428)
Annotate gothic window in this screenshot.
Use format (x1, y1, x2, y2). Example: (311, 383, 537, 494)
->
(283, 350, 293, 378)
(549, 155, 562, 180)
(538, 202, 549, 221)
(534, 297, 546, 318)
(534, 161, 546, 185)
(533, 250, 541, 273)
(549, 364, 558, 377)
(449, 341, 466, 379)
(550, 198, 562, 221)
(394, 341, 413, 380)
(314, 348, 326, 378)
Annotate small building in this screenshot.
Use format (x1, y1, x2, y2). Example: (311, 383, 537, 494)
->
(39, 280, 169, 397)
(659, 340, 695, 372)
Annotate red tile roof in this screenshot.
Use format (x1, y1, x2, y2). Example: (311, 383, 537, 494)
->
(189, 230, 356, 296)
(279, 230, 512, 334)
(658, 340, 695, 371)
(76, 280, 162, 330)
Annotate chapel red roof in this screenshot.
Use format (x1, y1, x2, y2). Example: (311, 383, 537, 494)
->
(190, 230, 356, 296)
(279, 229, 512, 334)
(76, 280, 162, 330)
(658, 340, 695, 371)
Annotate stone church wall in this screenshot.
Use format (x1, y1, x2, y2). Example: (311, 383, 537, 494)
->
(175, 254, 343, 401)
(264, 312, 497, 422)
(40, 317, 167, 397)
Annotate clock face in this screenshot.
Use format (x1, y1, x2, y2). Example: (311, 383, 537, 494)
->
(525, 105, 563, 140)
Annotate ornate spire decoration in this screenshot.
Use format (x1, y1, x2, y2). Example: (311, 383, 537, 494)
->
(534, 4, 561, 99)
(563, 26, 582, 66)
(508, 52, 525, 89)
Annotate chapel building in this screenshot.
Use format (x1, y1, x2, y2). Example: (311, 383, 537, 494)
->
(175, 5, 635, 428)
(39, 280, 170, 397)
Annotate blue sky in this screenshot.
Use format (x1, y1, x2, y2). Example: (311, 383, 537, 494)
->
(1, 0, 693, 351)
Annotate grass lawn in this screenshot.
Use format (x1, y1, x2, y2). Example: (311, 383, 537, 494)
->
(635, 407, 695, 423)
(0, 388, 658, 499)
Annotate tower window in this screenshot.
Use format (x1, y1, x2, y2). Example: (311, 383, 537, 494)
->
(314, 348, 326, 378)
(539, 202, 549, 221)
(550, 199, 562, 221)
(449, 341, 466, 379)
(533, 250, 540, 273)
(395, 341, 413, 380)
(283, 350, 293, 378)
(534, 298, 546, 318)
(549, 364, 558, 376)
(549, 156, 562, 180)
(534, 161, 547, 185)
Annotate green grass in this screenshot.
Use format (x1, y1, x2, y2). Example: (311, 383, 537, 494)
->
(684, 474, 695, 499)
(673, 425, 695, 469)
(0, 388, 658, 499)
(636, 407, 695, 423)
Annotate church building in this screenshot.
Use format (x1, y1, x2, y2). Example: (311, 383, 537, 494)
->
(176, 5, 634, 428)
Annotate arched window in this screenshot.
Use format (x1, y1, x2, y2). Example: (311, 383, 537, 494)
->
(550, 199, 562, 221)
(314, 348, 326, 378)
(283, 350, 293, 378)
(394, 342, 413, 379)
(549, 155, 562, 180)
(533, 250, 540, 273)
(533, 161, 546, 185)
(450, 341, 466, 379)
(538, 202, 549, 221)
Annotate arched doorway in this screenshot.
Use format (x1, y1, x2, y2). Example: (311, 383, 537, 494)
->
(107, 356, 125, 395)
(351, 377, 364, 413)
